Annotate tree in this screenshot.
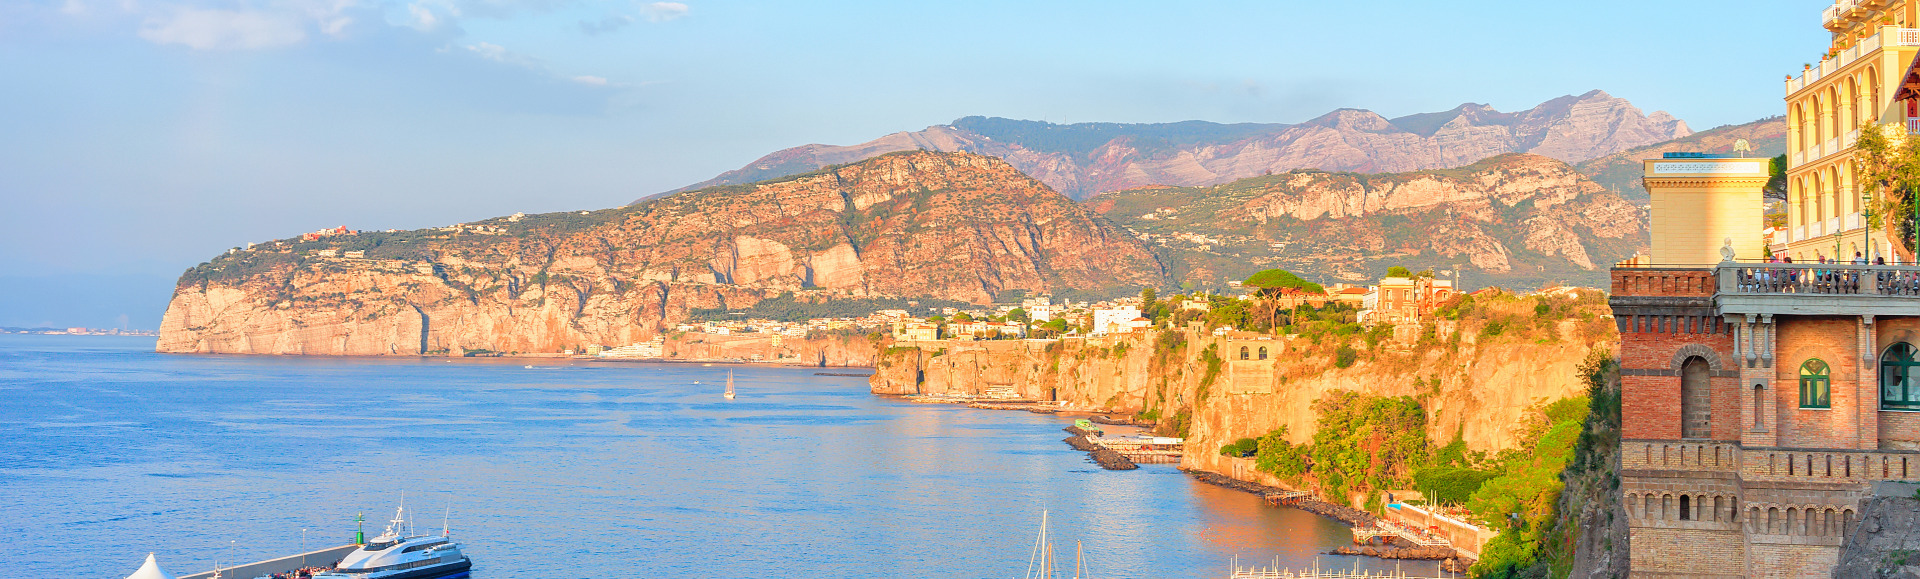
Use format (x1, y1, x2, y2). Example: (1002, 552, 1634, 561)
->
(1007, 307, 1029, 323)
(1386, 266, 1413, 278)
(1765, 153, 1788, 200)
(1243, 268, 1325, 294)
(1854, 122, 1920, 261)
(1140, 287, 1160, 321)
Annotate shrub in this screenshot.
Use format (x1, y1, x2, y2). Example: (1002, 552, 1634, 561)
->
(1219, 437, 1260, 457)
(1333, 345, 1358, 368)
(1481, 319, 1507, 337)
(1411, 466, 1499, 505)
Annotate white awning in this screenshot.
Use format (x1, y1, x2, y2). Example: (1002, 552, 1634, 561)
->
(125, 553, 179, 579)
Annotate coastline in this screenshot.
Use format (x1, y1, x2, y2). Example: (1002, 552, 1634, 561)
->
(907, 393, 1477, 572)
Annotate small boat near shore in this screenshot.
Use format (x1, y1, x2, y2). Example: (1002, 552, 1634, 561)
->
(724, 370, 736, 399)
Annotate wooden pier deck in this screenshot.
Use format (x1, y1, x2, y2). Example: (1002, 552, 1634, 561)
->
(1348, 519, 1451, 548)
(1085, 436, 1183, 463)
(1262, 490, 1312, 506)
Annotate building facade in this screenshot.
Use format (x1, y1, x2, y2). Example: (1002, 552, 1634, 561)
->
(1613, 158, 1920, 576)
(1782, 2, 1920, 262)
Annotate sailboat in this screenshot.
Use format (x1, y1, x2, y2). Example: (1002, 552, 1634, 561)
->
(1024, 510, 1093, 579)
(724, 370, 736, 400)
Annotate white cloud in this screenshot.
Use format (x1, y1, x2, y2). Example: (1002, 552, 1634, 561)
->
(640, 1, 686, 22)
(408, 3, 438, 30)
(572, 75, 608, 86)
(466, 41, 510, 62)
(138, 7, 308, 50)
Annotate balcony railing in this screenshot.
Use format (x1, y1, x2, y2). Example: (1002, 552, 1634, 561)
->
(1787, 28, 1920, 96)
(1611, 268, 1716, 297)
(1722, 263, 1920, 296)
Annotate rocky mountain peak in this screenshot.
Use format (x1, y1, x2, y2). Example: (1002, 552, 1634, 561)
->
(662, 92, 1692, 200)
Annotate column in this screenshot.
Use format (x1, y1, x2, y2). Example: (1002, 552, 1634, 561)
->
(1862, 315, 1879, 449)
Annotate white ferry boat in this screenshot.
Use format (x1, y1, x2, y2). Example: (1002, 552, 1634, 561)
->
(312, 506, 471, 579)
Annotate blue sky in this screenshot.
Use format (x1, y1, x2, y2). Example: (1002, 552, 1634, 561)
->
(0, 0, 1822, 328)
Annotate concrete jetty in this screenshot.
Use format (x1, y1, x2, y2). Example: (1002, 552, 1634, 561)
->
(178, 544, 360, 579)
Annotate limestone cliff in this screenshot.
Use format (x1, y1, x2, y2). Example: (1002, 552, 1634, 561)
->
(872, 290, 1617, 457)
(1091, 153, 1646, 289)
(158, 151, 1162, 355)
(669, 90, 1688, 200)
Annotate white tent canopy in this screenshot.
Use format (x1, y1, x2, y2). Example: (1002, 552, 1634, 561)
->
(124, 553, 179, 579)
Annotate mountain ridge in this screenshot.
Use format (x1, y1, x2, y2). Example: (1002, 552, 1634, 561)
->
(1089, 153, 1646, 289)
(660, 90, 1689, 200)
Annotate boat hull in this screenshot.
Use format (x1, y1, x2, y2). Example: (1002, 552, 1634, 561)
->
(321, 558, 471, 579)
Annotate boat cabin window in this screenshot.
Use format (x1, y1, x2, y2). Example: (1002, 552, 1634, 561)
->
(363, 540, 397, 551)
(402, 539, 448, 553)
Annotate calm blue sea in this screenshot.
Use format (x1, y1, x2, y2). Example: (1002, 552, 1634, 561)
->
(0, 335, 1414, 579)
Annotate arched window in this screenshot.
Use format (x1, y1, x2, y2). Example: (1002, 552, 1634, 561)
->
(1679, 495, 1692, 520)
(1681, 357, 1710, 438)
(1800, 359, 1832, 409)
(1882, 343, 1920, 410)
(1239, 346, 1249, 360)
(1754, 384, 1766, 429)
(1257, 346, 1268, 360)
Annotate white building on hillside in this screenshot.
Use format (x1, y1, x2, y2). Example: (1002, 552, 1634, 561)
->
(1092, 306, 1142, 335)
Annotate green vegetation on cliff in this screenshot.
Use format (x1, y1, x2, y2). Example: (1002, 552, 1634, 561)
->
(1470, 351, 1621, 578)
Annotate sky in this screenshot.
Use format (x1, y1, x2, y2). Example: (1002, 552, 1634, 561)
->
(0, 0, 1824, 329)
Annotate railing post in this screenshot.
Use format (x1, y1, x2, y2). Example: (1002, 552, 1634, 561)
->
(1720, 265, 1738, 294)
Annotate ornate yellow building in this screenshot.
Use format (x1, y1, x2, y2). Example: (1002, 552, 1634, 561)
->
(1783, 1, 1920, 261)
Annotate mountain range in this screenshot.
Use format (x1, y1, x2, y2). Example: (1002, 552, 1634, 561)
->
(1093, 154, 1645, 289)
(664, 90, 1689, 200)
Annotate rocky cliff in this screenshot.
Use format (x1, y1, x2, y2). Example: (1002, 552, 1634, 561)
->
(669, 90, 1688, 200)
(1833, 481, 1920, 579)
(1090, 153, 1646, 289)
(872, 289, 1615, 456)
(158, 151, 1163, 355)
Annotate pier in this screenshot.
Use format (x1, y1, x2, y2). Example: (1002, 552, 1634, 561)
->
(1348, 519, 1451, 548)
(177, 544, 359, 579)
(1262, 490, 1312, 507)
(1228, 557, 1456, 579)
(1085, 435, 1183, 464)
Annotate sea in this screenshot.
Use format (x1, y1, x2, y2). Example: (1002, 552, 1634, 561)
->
(0, 335, 1421, 579)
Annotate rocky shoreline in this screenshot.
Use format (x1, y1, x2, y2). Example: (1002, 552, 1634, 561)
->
(1183, 468, 1476, 572)
(1063, 426, 1137, 470)
(1181, 468, 1377, 527)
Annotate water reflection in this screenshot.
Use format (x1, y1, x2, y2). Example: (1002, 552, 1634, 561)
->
(1, 335, 1407, 578)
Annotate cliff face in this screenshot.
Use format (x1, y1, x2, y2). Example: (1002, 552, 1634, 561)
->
(1833, 481, 1920, 579)
(872, 292, 1616, 457)
(1091, 153, 1646, 289)
(670, 90, 1689, 200)
(158, 151, 1163, 355)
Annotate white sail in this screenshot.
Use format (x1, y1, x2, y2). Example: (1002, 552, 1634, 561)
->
(724, 370, 736, 399)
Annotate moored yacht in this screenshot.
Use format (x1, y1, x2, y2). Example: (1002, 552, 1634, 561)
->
(313, 506, 471, 579)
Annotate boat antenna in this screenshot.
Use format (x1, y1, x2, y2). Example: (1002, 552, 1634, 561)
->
(442, 503, 451, 537)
